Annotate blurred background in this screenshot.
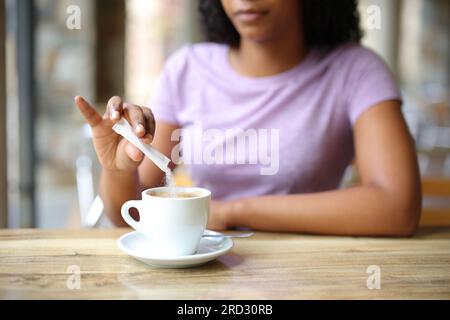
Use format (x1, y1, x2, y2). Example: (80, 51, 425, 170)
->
(0, 0, 449, 229)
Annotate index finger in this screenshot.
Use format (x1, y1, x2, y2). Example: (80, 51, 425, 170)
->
(74, 96, 103, 128)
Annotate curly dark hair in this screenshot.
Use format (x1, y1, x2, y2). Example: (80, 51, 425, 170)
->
(198, 0, 362, 50)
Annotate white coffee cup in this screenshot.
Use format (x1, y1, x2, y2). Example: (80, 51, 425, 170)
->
(121, 187, 211, 257)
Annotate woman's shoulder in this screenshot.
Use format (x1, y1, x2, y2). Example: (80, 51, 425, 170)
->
(326, 43, 401, 125)
(189, 42, 229, 59)
(326, 42, 390, 72)
(314, 42, 396, 93)
(164, 42, 228, 72)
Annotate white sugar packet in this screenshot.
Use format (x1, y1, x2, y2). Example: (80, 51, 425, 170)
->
(112, 118, 171, 172)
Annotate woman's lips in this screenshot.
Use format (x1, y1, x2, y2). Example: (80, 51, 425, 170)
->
(234, 10, 268, 23)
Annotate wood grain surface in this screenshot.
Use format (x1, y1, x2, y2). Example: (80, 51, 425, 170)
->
(0, 228, 449, 299)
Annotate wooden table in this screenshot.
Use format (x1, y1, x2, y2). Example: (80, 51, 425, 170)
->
(0, 228, 449, 299)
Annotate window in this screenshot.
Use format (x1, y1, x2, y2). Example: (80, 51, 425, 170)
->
(5, 0, 200, 228)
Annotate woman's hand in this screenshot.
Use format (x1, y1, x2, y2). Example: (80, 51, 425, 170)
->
(207, 200, 234, 231)
(74, 96, 156, 173)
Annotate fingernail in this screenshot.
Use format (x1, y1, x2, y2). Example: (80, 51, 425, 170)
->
(136, 124, 145, 134)
(142, 135, 153, 144)
(112, 111, 120, 119)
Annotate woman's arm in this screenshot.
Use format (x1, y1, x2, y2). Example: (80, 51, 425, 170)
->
(210, 100, 422, 237)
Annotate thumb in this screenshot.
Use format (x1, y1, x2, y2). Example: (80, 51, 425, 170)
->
(125, 142, 144, 163)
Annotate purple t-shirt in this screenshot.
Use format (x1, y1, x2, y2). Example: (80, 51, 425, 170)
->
(150, 42, 401, 200)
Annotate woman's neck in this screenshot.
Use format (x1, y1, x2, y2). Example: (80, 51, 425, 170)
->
(229, 25, 308, 77)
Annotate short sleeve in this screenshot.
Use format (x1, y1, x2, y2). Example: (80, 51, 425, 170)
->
(345, 47, 402, 125)
(148, 46, 189, 125)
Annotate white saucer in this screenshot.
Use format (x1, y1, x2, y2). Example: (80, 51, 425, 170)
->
(117, 230, 234, 268)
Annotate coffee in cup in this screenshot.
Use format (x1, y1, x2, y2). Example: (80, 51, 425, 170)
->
(149, 191, 200, 198)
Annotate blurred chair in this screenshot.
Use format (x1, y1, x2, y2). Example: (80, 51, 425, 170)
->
(409, 88, 450, 226)
(76, 155, 108, 228)
(421, 177, 450, 226)
(75, 124, 111, 228)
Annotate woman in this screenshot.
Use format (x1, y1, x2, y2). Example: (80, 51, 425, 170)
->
(75, 0, 421, 236)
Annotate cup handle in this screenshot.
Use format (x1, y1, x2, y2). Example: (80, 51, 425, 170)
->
(121, 200, 142, 230)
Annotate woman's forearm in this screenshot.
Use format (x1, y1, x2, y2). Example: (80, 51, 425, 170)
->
(229, 186, 421, 237)
(99, 169, 140, 226)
